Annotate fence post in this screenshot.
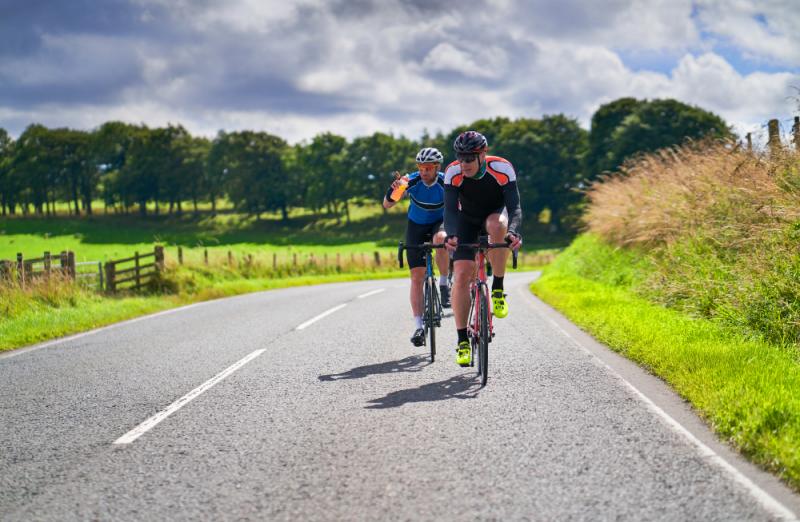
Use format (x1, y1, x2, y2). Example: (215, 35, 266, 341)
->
(204, 248, 208, 266)
(105, 262, 116, 293)
(323, 253, 328, 268)
(373, 251, 381, 267)
(154, 246, 164, 271)
(134, 251, 141, 289)
(44, 251, 51, 281)
(336, 253, 341, 269)
(98, 261, 104, 291)
(793, 116, 800, 150)
(67, 251, 76, 280)
(767, 119, 781, 155)
(746, 132, 752, 151)
(273, 253, 277, 269)
(228, 250, 233, 267)
(178, 246, 183, 265)
(17, 253, 24, 288)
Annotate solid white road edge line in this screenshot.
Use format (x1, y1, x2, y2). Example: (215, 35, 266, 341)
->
(296, 304, 347, 331)
(358, 288, 385, 299)
(520, 286, 797, 521)
(113, 349, 266, 445)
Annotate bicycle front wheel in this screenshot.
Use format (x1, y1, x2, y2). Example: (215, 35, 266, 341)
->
(478, 285, 490, 386)
(428, 279, 438, 362)
(423, 281, 435, 362)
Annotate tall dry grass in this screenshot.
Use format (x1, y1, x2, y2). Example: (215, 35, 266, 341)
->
(583, 141, 800, 345)
(585, 142, 800, 248)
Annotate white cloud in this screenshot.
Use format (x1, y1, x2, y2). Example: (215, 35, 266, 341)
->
(695, 0, 800, 67)
(1, 0, 798, 145)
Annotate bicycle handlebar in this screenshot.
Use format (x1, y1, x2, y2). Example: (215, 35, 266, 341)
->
(397, 241, 518, 269)
(397, 242, 445, 268)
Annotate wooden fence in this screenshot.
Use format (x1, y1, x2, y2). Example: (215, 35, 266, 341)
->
(0, 250, 76, 287)
(104, 246, 164, 293)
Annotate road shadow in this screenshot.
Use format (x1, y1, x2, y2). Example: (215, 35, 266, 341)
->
(318, 355, 430, 382)
(364, 373, 481, 409)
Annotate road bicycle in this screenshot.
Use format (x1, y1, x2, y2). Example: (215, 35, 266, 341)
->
(457, 236, 517, 386)
(397, 242, 445, 362)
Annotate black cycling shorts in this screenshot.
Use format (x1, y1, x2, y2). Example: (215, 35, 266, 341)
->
(452, 208, 504, 262)
(405, 219, 444, 269)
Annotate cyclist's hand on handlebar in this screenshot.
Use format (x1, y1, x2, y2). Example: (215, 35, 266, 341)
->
(445, 235, 459, 254)
(505, 233, 522, 250)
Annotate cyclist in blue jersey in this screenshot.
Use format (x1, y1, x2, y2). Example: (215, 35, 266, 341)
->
(383, 147, 451, 347)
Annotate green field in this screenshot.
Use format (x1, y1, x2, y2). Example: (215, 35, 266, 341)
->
(1, 205, 566, 352)
(1, 203, 570, 264)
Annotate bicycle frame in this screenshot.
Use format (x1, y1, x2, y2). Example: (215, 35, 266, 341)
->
(397, 241, 445, 362)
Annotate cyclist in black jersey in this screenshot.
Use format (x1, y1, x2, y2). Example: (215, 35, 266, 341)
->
(443, 131, 522, 366)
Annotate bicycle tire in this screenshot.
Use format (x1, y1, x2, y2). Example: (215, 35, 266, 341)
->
(479, 285, 490, 386)
(428, 279, 437, 362)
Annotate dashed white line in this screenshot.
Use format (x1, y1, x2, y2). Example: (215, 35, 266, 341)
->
(295, 304, 347, 330)
(113, 349, 266, 445)
(358, 288, 385, 299)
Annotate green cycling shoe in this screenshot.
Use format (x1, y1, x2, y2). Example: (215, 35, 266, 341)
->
(456, 340, 471, 367)
(492, 289, 508, 318)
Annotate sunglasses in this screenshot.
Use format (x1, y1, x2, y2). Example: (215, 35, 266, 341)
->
(456, 152, 479, 163)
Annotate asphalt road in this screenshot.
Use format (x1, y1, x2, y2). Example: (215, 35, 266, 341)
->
(2, 273, 799, 521)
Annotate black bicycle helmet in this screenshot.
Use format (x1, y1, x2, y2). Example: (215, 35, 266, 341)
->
(453, 131, 488, 153)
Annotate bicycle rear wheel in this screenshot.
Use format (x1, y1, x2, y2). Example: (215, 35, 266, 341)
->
(478, 285, 490, 386)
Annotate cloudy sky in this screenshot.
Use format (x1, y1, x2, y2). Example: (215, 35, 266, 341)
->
(1, 0, 799, 144)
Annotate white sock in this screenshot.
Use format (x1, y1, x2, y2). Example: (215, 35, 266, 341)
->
(414, 316, 423, 329)
(439, 275, 448, 286)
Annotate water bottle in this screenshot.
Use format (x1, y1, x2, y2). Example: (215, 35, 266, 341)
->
(390, 175, 409, 202)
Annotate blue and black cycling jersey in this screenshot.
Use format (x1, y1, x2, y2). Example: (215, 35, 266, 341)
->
(400, 171, 445, 225)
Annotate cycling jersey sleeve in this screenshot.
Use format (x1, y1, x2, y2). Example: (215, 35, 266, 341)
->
(503, 180, 522, 237)
(444, 185, 460, 237)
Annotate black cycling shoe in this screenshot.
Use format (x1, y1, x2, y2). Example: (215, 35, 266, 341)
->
(410, 328, 426, 346)
(440, 285, 451, 308)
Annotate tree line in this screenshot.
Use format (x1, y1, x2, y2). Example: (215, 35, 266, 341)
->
(0, 97, 730, 230)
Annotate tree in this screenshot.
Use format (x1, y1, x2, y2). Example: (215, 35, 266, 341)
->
(223, 131, 289, 219)
(586, 98, 731, 178)
(297, 133, 350, 222)
(344, 132, 416, 212)
(584, 97, 643, 177)
(497, 116, 588, 230)
(0, 129, 16, 215)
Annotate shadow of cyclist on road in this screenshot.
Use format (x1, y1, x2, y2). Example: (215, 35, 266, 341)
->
(364, 373, 481, 409)
(318, 355, 430, 382)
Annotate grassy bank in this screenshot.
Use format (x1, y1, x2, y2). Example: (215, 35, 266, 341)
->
(532, 235, 800, 490)
(532, 139, 800, 491)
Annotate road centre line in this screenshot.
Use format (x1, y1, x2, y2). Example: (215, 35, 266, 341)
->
(296, 304, 347, 330)
(113, 349, 266, 445)
(520, 286, 798, 521)
(357, 288, 385, 299)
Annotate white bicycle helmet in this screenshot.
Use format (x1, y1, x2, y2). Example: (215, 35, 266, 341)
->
(415, 147, 444, 164)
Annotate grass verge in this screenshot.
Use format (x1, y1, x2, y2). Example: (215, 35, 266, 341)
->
(0, 268, 406, 352)
(532, 234, 800, 491)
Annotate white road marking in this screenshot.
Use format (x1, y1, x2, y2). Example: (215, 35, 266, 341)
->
(357, 288, 385, 299)
(295, 304, 347, 330)
(520, 286, 798, 521)
(113, 349, 266, 445)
